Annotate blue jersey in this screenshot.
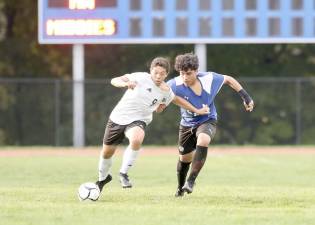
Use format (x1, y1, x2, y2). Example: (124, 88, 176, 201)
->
(167, 72, 225, 127)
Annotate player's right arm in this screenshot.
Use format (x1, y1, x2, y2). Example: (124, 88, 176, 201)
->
(111, 75, 137, 89)
(172, 96, 210, 115)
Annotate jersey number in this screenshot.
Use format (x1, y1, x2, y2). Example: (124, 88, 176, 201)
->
(150, 99, 158, 106)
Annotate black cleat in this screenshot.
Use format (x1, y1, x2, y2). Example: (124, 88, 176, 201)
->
(96, 174, 112, 192)
(175, 188, 184, 197)
(182, 180, 195, 194)
(119, 172, 132, 188)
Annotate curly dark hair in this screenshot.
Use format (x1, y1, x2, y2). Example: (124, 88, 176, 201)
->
(150, 57, 170, 74)
(174, 53, 199, 72)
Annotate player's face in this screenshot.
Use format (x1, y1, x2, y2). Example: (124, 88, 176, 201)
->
(180, 69, 198, 86)
(150, 66, 168, 86)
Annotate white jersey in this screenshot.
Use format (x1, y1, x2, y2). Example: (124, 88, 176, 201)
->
(110, 72, 175, 125)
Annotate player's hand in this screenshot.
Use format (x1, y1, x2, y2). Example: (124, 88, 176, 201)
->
(196, 104, 210, 115)
(155, 104, 166, 113)
(244, 100, 254, 112)
(126, 81, 137, 89)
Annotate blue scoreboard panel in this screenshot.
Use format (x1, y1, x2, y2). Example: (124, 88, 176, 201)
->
(38, 0, 315, 44)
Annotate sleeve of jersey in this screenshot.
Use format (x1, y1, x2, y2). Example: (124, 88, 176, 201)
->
(166, 79, 176, 94)
(211, 73, 225, 95)
(125, 73, 136, 81)
(125, 72, 142, 82)
(164, 88, 175, 106)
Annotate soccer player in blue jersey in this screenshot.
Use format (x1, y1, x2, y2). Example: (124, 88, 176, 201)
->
(167, 53, 254, 197)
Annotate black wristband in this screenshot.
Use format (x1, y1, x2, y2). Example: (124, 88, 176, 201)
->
(238, 89, 252, 104)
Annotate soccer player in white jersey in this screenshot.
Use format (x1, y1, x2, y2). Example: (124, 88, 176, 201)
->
(167, 53, 254, 197)
(95, 57, 210, 194)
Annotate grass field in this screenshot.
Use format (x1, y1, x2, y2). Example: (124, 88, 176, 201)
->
(0, 147, 315, 225)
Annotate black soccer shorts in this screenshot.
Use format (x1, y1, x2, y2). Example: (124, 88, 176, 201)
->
(178, 119, 217, 155)
(103, 119, 146, 145)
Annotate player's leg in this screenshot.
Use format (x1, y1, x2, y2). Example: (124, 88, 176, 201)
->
(183, 120, 217, 194)
(119, 121, 146, 188)
(182, 134, 209, 194)
(175, 152, 193, 197)
(175, 126, 196, 197)
(96, 119, 125, 192)
(96, 144, 116, 191)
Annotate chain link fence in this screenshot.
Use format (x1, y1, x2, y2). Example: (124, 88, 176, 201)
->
(0, 77, 314, 146)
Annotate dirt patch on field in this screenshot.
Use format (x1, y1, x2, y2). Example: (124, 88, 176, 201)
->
(0, 146, 315, 157)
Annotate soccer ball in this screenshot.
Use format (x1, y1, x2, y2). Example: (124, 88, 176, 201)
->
(78, 182, 100, 201)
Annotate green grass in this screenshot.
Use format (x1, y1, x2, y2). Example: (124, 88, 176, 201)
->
(0, 150, 315, 225)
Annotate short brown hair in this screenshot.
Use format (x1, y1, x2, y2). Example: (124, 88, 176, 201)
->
(174, 53, 199, 72)
(150, 57, 170, 74)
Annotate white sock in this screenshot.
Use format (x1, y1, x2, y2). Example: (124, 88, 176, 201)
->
(119, 146, 140, 174)
(98, 156, 112, 181)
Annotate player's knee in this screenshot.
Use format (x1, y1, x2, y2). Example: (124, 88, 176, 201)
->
(101, 146, 116, 158)
(197, 133, 211, 146)
(180, 153, 193, 162)
(129, 137, 144, 149)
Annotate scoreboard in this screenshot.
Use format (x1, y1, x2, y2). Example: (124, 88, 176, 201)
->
(39, 0, 117, 43)
(38, 0, 315, 44)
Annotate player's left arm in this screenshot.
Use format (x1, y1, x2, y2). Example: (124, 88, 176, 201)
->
(172, 96, 209, 115)
(154, 82, 170, 113)
(223, 75, 254, 112)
